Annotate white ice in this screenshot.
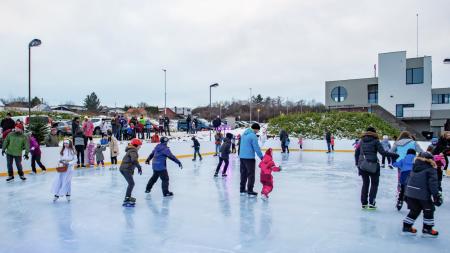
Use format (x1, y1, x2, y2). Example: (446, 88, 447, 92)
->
(0, 151, 448, 253)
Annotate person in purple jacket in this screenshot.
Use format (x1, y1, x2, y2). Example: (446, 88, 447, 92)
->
(29, 133, 46, 174)
(145, 137, 182, 197)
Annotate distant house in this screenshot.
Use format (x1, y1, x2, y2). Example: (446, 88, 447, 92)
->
(52, 105, 87, 113)
(32, 104, 52, 112)
(172, 107, 191, 116)
(126, 108, 147, 117)
(158, 108, 178, 119)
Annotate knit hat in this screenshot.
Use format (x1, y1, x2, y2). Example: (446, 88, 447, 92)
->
(160, 136, 169, 144)
(366, 127, 376, 133)
(418, 152, 433, 160)
(15, 123, 24, 131)
(251, 123, 261, 130)
(226, 133, 233, 139)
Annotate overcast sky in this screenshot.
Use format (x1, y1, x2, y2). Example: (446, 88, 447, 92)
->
(1, 0, 449, 108)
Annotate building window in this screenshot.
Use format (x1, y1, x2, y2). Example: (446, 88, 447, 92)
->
(396, 104, 414, 117)
(367, 84, 378, 104)
(432, 94, 450, 104)
(331, 86, 347, 102)
(406, 68, 424, 84)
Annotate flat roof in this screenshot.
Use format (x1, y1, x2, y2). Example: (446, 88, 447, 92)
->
(325, 77, 378, 83)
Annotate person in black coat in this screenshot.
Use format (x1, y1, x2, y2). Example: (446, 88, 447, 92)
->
(402, 152, 441, 237)
(215, 133, 232, 177)
(432, 132, 450, 171)
(186, 115, 192, 134)
(279, 129, 289, 153)
(1, 113, 15, 133)
(355, 127, 399, 209)
(325, 130, 332, 153)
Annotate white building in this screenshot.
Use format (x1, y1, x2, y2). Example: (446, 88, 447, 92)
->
(325, 51, 449, 137)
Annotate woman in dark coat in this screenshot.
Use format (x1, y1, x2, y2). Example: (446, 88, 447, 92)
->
(355, 127, 399, 209)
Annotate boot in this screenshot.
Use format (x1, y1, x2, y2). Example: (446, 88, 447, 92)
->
(402, 223, 417, 235)
(422, 227, 439, 238)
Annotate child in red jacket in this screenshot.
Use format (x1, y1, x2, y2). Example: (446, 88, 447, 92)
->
(259, 148, 281, 200)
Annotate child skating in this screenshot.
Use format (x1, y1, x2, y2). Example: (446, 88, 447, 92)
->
(215, 133, 232, 177)
(381, 135, 393, 169)
(393, 148, 416, 210)
(87, 139, 96, 167)
(95, 143, 106, 168)
(298, 136, 303, 150)
(108, 130, 119, 170)
(29, 133, 46, 174)
(145, 137, 182, 197)
(402, 152, 441, 237)
(192, 136, 202, 161)
(119, 138, 143, 207)
(259, 148, 281, 200)
(53, 140, 77, 202)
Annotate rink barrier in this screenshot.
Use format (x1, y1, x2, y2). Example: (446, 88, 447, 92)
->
(0, 149, 355, 177)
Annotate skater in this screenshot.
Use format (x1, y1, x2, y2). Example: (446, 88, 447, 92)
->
(215, 133, 232, 177)
(45, 128, 59, 147)
(193, 117, 199, 134)
(393, 149, 416, 210)
(158, 116, 165, 136)
(192, 136, 202, 161)
(145, 137, 182, 197)
(330, 135, 335, 151)
(402, 152, 441, 237)
(381, 135, 393, 169)
(214, 131, 223, 156)
(285, 137, 290, 153)
(356, 127, 398, 209)
(325, 130, 332, 153)
(164, 116, 171, 136)
(428, 137, 438, 154)
(145, 118, 152, 139)
(259, 148, 281, 200)
(433, 131, 450, 175)
(231, 135, 237, 153)
(87, 139, 96, 167)
(119, 138, 143, 206)
(82, 116, 94, 142)
(53, 140, 77, 202)
(73, 130, 85, 168)
(108, 130, 119, 169)
(239, 123, 264, 197)
(431, 150, 445, 198)
(2, 123, 29, 181)
(95, 143, 106, 168)
(186, 115, 192, 134)
(298, 136, 303, 150)
(279, 129, 288, 153)
(29, 133, 46, 174)
(391, 131, 423, 163)
(1, 112, 15, 134)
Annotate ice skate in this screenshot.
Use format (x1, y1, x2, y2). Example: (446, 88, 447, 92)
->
(66, 195, 71, 202)
(381, 164, 385, 168)
(163, 192, 174, 197)
(6, 177, 14, 182)
(422, 228, 439, 238)
(240, 190, 247, 196)
(402, 225, 417, 236)
(388, 165, 394, 169)
(222, 173, 227, 177)
(361, 204, 368, 209)
(20, 176, 26, 181)
(214, 173, 219, 177)
(122, 197, 136, 207)
(53, 195, 59, 202)
(261, 194, 269, 201)
(247, 191, 258, 197)
(30, 171, 36, 175)
(366, 203, 377, 210)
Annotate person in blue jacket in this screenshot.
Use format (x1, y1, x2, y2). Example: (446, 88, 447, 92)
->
(145, 137, 183, 197)
(393, 148, 416, 211)
(239, 123, 264, 196)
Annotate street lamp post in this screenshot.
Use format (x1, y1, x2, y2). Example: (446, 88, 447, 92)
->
(162, 69, 167, 116)
(257, 108, 260, 123)
(249, 88, 252, 122)
(28, 39, 41, 123)
(209, 83, 219, 141)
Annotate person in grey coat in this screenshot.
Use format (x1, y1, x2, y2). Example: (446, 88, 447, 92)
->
(215, 133, 233, 177)
(95, 143, 106, 168)
(402, 152, 441, 237)
(380, 135, 393, 168)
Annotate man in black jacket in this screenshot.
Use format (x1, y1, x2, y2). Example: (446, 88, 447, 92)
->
(325, 130, 332, 153)
(1, 113, 15, 133)
(356, 127, 399, 209)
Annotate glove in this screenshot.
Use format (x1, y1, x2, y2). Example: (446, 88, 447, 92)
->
(179, 163, 183, 170)
(434, 194, 442, 207)
(392, 153, 400, 160)
(145, 160, 150, 165)
(138, 168, 142, 175)
(24, 154, 29, 160)
(1, 150, 5, 156)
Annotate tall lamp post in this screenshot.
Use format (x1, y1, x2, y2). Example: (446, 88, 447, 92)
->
(209, 83, 219, 141)
(162, 69, 167, 116)
(249, 88, 252, 122)
(257, 108, 260, 123)
(28, 39, 42, 122)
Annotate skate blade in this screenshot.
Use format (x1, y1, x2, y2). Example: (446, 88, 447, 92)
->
(421, 234, 438, 238)
(401, 232, 417, 236)
(122, 203, 136, 207)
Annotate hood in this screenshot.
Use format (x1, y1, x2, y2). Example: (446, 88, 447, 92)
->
(361, 131, 379, 142)
(414, 156, 436, 172)
(125, 145, 137, 153)
(243, 128, 254, 136)
(155, 143, 168, 152)
(395, 138, 414, 146)
(264, 148, 273, 158)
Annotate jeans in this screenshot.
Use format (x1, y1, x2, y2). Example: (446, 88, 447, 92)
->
(111, 156, 118, 165)
(6, 154, 24, 177)
(146, 170, 170, 194)
(193, 149, 202, 160)
(215, 157, 229, 175)
(326, 142, 331, 152)
(240, 159, 256, 192)
(31, 154, 46, 173)
(382, 155, 392, 165)
(360, 169, 380, 205)
(120, 169, 135, 198)
(215, 144, 221, 155)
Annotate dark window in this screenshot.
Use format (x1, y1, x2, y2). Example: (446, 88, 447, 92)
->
(432, 94, 450, 104)
(406, 68, 424, 84)
(367, 84, 378, 104)
(331, 86, 347, 102)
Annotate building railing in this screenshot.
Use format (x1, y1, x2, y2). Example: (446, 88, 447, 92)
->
(401, 109, 430, 118)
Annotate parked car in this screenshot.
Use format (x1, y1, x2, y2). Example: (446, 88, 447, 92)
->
(55, 120, 72, 136)
(177, 118, 211, 131)
(91, 118, 112, 135)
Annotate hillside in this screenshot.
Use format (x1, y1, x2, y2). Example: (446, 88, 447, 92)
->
(268, 111, 400, 139)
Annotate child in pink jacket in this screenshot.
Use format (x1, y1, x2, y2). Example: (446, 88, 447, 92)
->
(87, 139, 96, 167)
(259, 148, 281, 200)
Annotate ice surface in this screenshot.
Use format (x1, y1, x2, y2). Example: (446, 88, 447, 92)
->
(0, 151, 449, 253)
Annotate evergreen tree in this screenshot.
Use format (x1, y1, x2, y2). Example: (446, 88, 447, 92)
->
(83, 92, 101, 113)
(27, 117, 49, 144)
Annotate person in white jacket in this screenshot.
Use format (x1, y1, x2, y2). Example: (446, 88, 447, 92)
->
(52, 139, 77, 202)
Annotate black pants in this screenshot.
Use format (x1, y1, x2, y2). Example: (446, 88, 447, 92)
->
(193, 149, 202, 160)
(360, 169, 380, 205)
(240, 159, 256, 192)
(381, 155, 392, 165)
(75, 145, 85, 165)
(281, 142, 286, 153)
(31, 154, 46, 173)
(6, 154, 24, 177)
(215, 157, 229, 175)
(111, 156, 118, 165)
(444, 154, 449, 171)
(146, 170, 170, 194)
(120, 169, 135, 198)
(146, 128, 152, 139)
(398, 184, 406, 202)
(404, 197, 435, 229)
(164, 125, 170, 136)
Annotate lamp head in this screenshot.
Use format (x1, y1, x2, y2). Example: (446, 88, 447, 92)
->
(29, 39, 41, 47)
(210, 83, 219, 88)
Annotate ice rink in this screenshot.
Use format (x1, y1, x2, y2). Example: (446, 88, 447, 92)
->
(0, 151, 449, 253)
